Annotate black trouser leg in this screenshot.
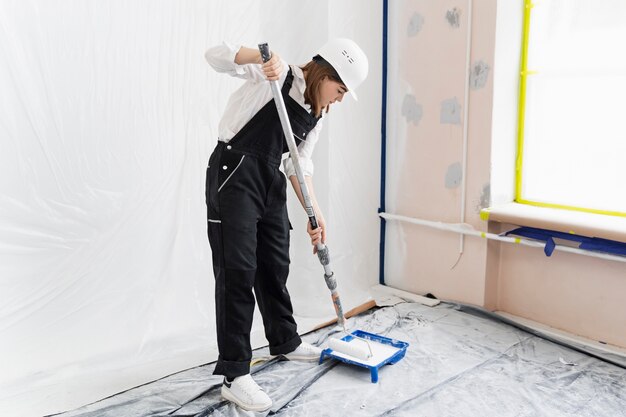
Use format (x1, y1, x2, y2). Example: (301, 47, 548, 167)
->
(212, 266, 256, 379)
(253, 180, 301, 354)
(254, 262, 301, 355)
(208, 208, 259, 379)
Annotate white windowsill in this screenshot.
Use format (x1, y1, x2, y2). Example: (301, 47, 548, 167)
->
(480, 202, 626, 244)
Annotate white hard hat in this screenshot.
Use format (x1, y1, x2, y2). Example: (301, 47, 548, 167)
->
(317, 38, 368, 100)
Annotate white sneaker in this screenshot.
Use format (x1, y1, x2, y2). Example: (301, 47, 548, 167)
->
(280, 342, 323, 362)
(221, 374, 272, 412)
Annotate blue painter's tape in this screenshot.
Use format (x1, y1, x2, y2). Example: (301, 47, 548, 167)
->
(505, 227, 626, 257)
(379, 0, 389, 285)
(545, 237, 556, 256)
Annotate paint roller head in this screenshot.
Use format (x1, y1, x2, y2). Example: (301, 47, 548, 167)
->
(328, 338, 372, 361)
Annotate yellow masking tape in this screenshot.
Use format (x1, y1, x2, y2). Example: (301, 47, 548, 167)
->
(514, 2, 624, 219)
(518, 198, 626, 218)
(515, 0, 533, 202)
(480, 209, 490, 221)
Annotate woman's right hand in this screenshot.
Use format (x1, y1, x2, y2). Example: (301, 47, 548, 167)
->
(307, 217, 326, 255)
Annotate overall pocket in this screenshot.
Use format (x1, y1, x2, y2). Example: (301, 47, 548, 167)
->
(217, 151, 246, 193)
(206, 150, 221, 215)
(207, 220, 223, 269)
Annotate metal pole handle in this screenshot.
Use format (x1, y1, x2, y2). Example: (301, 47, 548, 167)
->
(258, 43, 344, 328)
(258, 43, 320, 230)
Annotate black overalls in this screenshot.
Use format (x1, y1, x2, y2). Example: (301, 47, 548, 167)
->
(205, 68, 319, 379)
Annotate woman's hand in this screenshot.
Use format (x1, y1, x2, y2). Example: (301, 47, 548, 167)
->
(234, 47, 283, 80)
(260, 51, 283, 80)
(307, 217, 327, 254)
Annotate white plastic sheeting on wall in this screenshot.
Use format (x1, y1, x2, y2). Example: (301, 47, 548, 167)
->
(383, 0, 496, 304)
(0, 1, 382, 416)
(384, 0, 473, 289)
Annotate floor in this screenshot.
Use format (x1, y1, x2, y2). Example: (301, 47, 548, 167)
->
(52, 302, 626, 417)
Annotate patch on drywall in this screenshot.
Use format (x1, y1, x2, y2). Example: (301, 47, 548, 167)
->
(407, 13, 424, 37)
(402, 94, 423, 126)
(445, 162, 462, 189)
(445, 8, 461, 28)
(440, 97, 462, 125)
(470, 60, 490, 89)
(476, 183, 491, 212)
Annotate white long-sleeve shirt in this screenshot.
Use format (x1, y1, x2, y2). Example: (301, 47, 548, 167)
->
(205, 42, 323, 178)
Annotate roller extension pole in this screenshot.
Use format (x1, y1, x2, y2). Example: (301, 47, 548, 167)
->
(258, 43, 346, 330)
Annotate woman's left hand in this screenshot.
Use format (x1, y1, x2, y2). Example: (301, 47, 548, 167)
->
(261, 51, 283, 80)
(307, 217, 327, 254)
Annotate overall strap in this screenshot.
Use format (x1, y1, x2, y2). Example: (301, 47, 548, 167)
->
(281, 67, 295, 95)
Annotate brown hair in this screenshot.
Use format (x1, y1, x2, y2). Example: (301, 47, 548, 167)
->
(301, 57, 345, 118)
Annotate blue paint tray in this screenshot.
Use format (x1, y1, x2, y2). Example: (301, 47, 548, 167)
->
(319, 330, 409, 383)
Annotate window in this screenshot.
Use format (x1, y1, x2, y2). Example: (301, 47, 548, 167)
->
(517, 0, 626, 216)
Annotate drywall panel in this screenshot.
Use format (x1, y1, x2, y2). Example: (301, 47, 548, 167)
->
(383, 0, 496, 305)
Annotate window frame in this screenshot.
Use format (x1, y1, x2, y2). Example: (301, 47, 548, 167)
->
(515, 0, 626, 218)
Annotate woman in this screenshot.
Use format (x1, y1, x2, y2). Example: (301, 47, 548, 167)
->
(205, 38, 368, 412)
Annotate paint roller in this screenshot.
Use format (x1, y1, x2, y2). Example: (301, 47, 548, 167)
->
(328, 337, 373, 361)
(258, 43, 372, 361)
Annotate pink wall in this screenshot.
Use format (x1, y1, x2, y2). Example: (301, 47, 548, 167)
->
(491, 223, 626, 348)
(385, 0, 495, 306)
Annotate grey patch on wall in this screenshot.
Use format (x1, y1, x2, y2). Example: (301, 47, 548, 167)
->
(446, 8, 461, 28)
(440, 97, 462, 125)
(470, 60, 491, 90)
(402, 94, 423, 126)
(445, 162, 463, 189)
(407, 13, 424, 37)
(476, 183, 491, 212)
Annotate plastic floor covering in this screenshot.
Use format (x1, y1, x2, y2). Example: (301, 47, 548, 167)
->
(52, 302, 626, 417)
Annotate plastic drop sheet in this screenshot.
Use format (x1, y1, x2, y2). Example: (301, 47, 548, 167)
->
(0, 1, 381, 416)
(53, 302, 626, 417)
